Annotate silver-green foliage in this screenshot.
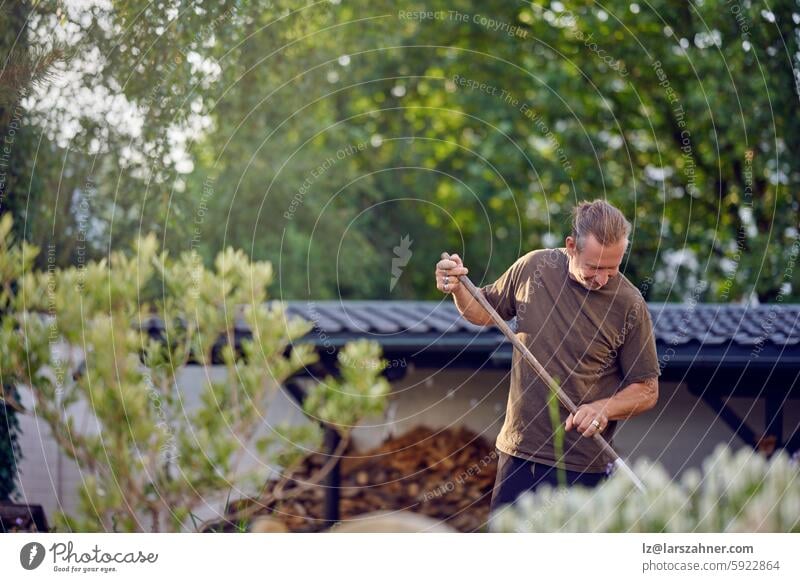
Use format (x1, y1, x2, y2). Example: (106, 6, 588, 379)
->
(491, 444, 800, 533)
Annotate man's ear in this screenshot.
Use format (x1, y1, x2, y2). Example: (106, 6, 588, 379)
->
(565, 235, 575, 256)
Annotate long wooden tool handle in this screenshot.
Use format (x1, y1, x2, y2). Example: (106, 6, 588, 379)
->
(440, 252, 646, 492)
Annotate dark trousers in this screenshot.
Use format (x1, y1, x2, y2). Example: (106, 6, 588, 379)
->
(489, 450, 607, 514)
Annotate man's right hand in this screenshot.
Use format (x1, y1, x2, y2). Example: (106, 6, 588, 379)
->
(435, 253, 469, 294)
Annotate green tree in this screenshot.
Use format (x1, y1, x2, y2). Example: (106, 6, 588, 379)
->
(12, 1, 800, 302)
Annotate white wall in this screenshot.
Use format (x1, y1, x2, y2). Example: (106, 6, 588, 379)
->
(379, 365, 800, 476)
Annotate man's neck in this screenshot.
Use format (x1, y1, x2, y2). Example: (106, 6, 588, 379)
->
(566, 253, 580, 283)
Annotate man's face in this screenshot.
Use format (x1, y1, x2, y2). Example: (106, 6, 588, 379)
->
(565, 233, 627, 290)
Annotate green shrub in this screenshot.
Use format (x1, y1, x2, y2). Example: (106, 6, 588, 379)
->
(0, 216, 390, 531)
(490, 444, 800, 533)
(0, 214, 39, 502)
(0, 385, 23, 502)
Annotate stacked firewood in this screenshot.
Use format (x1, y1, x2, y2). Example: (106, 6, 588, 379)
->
(229, 425, 497, 532)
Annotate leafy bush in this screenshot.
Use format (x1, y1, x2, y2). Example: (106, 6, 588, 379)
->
(0, 214, 39, 502)
(0, 216, 390, 531)
(490, 444, 800, 533)
(0, 386, 23, 502)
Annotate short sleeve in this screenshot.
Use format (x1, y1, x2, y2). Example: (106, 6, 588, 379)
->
(479, 255, 526, 321)
(617, 298, 661, 386)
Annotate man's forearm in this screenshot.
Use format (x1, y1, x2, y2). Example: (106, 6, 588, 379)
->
(452, 285, 493, 325)
(595, 377, 659, 421)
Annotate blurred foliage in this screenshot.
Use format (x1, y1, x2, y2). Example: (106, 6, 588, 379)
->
(0, 212, 38, 501)
(0, 214, 390, 531)
(491, 443, 800, 532)
(1, 1, 798, 302)
(0, 383, 22, 501)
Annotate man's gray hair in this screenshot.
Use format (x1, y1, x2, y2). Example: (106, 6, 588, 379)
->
(571, 199, 631, 251)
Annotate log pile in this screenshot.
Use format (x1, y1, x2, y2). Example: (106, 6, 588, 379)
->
(229, 425, 497, 532)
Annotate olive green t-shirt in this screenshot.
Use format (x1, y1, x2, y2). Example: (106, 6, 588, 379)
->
(480, 247, 661, 472)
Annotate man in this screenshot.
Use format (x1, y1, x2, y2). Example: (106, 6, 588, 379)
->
(434, 199, 660, 515)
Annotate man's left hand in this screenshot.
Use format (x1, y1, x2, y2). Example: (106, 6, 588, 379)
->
(565, 401, 609, 437)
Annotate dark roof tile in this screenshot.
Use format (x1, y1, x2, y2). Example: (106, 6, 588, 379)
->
(272, 301, 800, 350)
